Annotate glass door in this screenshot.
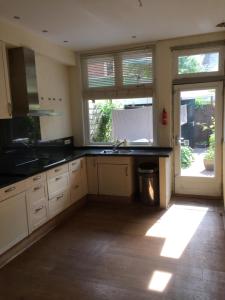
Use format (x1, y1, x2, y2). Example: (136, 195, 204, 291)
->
(174, 82, 223, 196)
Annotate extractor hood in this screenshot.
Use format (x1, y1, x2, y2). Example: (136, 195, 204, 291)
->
(8, 47, 61, 117)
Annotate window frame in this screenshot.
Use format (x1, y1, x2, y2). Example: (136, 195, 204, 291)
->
(173, 46, 225, 79)
(83, 97, 157, 147)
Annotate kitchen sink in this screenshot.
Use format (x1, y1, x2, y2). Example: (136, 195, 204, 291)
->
(100, 149, 134, 155)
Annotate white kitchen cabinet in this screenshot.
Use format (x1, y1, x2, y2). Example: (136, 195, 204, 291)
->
(86, 157, 99, 194)
(26, 181, 48, 233)
(47, 172, 69, 198)
(98, 157, 134, 197)
(69, 157, 88, 203)
(0, 41, 12, 119)
(0, 192, 28, 255)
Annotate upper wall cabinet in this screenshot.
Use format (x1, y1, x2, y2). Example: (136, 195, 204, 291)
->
(0, 41, 12, 119)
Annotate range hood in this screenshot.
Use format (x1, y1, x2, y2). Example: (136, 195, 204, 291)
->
(8, 47, 60, 117)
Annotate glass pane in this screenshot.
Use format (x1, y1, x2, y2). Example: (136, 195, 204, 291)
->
(122, 52, 153, 85)
(180, 89, 216, 177)
(87, 56, 115, 88)
(88, 98, 153, 144)
(178, 52, 219, 75)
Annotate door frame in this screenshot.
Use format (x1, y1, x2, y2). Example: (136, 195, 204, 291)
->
(173, 81, 223, 197)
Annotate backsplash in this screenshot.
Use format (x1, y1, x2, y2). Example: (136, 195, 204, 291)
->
(0, 116, 41, 149)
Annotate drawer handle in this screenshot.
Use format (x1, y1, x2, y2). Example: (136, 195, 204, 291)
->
(55, 177, 62, 181)
(33, 185, 42, 192)
(35, 206, 44, 213)
(54, 168, 61, 173)
(4, 186, 16, 193)
(56, 194, 64, 201)
(33, 175, 41, 181)
(72, 162, 77, 166)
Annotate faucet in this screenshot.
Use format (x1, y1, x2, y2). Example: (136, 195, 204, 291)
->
(112, 139, 125, 152)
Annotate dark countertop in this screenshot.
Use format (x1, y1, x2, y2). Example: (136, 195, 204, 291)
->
(0, 146, 172, 189)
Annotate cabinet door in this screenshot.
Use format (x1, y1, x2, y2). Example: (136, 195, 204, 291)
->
(86, 157, 98, 194)
(0, 192, 28, 255)
(0, 41, 12, 119)
(98, 164, 132, 197)
(49, 190, 69, 219)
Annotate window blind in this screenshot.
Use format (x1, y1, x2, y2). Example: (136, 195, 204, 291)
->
(81, 47, 154, 100)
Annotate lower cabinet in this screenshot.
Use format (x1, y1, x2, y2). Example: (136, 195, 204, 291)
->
(86, 157, 98, 194)
(98, 160, 133, 197)
(0, 192, 28, 255)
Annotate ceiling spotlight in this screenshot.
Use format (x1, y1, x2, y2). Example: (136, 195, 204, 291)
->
(13, 16, 21, 20)
(42, 30, 48, 33)
(216, 22, 225, 28)
(63, 40, 69, 43)
(132, 35, 137, 39)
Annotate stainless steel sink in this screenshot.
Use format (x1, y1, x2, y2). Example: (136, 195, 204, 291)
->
(100, 149, 134, 155)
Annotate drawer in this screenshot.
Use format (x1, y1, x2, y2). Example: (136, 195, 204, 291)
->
(27, 173, 46, 186)
(26, 182, 47, 204)
(0, 179, 28, 202)
(46, 163, 69, 179)
(28, 199, 48, 233)
(69, 159, 81, 172)
(47, 173, 69, 198)
(49, 190, 69, 218)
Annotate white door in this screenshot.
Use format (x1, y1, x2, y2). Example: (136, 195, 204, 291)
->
(174, 82, 223, 197)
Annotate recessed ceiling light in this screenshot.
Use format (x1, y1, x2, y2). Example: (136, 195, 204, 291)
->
(63, 40, 69, 43)
(13, 16, 21, 20)
(132, 35, 137, 39)
(42, 30, 48, 33)
(216, 22, 225, 28)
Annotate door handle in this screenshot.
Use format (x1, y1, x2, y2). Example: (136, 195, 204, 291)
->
(175, 136, 184, 146)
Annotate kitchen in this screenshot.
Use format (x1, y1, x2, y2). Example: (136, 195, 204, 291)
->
(0, 1, 225, 299)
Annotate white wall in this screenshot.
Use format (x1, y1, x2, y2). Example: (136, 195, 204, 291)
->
(36, 54, 73, 141)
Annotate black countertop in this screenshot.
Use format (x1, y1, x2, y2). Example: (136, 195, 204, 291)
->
(0, 146, 172, 189)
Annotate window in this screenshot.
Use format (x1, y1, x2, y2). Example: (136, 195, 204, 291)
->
(173, 47, 224, 78)
(86, 98, 153, 145)
(81, 47, 155, 145)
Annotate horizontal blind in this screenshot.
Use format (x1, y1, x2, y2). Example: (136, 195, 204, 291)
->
(84, 55, 115, 89)
(81, 47, 154, 100)
(121, 50, 153, 86)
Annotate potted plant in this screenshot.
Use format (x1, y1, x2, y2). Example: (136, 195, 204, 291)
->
(203, 133, 215, 171)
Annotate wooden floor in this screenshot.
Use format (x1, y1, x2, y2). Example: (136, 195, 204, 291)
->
(0, 198, 225, 300)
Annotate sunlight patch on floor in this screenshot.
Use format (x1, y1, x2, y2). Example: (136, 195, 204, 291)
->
(145, 204, 208, 259)
(148, 270, 172, 292)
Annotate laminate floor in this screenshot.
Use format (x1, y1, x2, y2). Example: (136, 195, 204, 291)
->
(0, 197, 225, 300)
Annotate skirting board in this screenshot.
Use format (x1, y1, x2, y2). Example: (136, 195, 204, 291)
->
(0, 197, 87, 269)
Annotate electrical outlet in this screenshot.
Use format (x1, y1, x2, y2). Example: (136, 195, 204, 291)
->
(64, 139, 71, 145)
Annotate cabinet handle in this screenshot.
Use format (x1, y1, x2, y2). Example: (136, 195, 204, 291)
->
(54, 168, 61, 173)
(8, 102, 12, 115)
(56, 194, 64, 201)
(33, 175, 41, 181)
(35, 206, 44, 213)
(33, 185, 42, 192)
(125, 167, 128, 176)
(4, 186, 16, 193)
(74, 185, 79, 189)
(72, 162, 77, 166)
(55, 177, 62, 181)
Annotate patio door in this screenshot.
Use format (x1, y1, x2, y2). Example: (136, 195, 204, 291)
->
(174, 82, 223, 197)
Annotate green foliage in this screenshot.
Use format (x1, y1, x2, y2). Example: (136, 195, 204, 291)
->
(92, 101, 118, 142)
(204, 147, 214, 161)
(178, 56, 202, 74)
(203, 117, 215, 161)
(181, 146, 194, 169)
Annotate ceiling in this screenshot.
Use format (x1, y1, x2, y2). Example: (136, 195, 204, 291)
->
(0, 0, 224, 51)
